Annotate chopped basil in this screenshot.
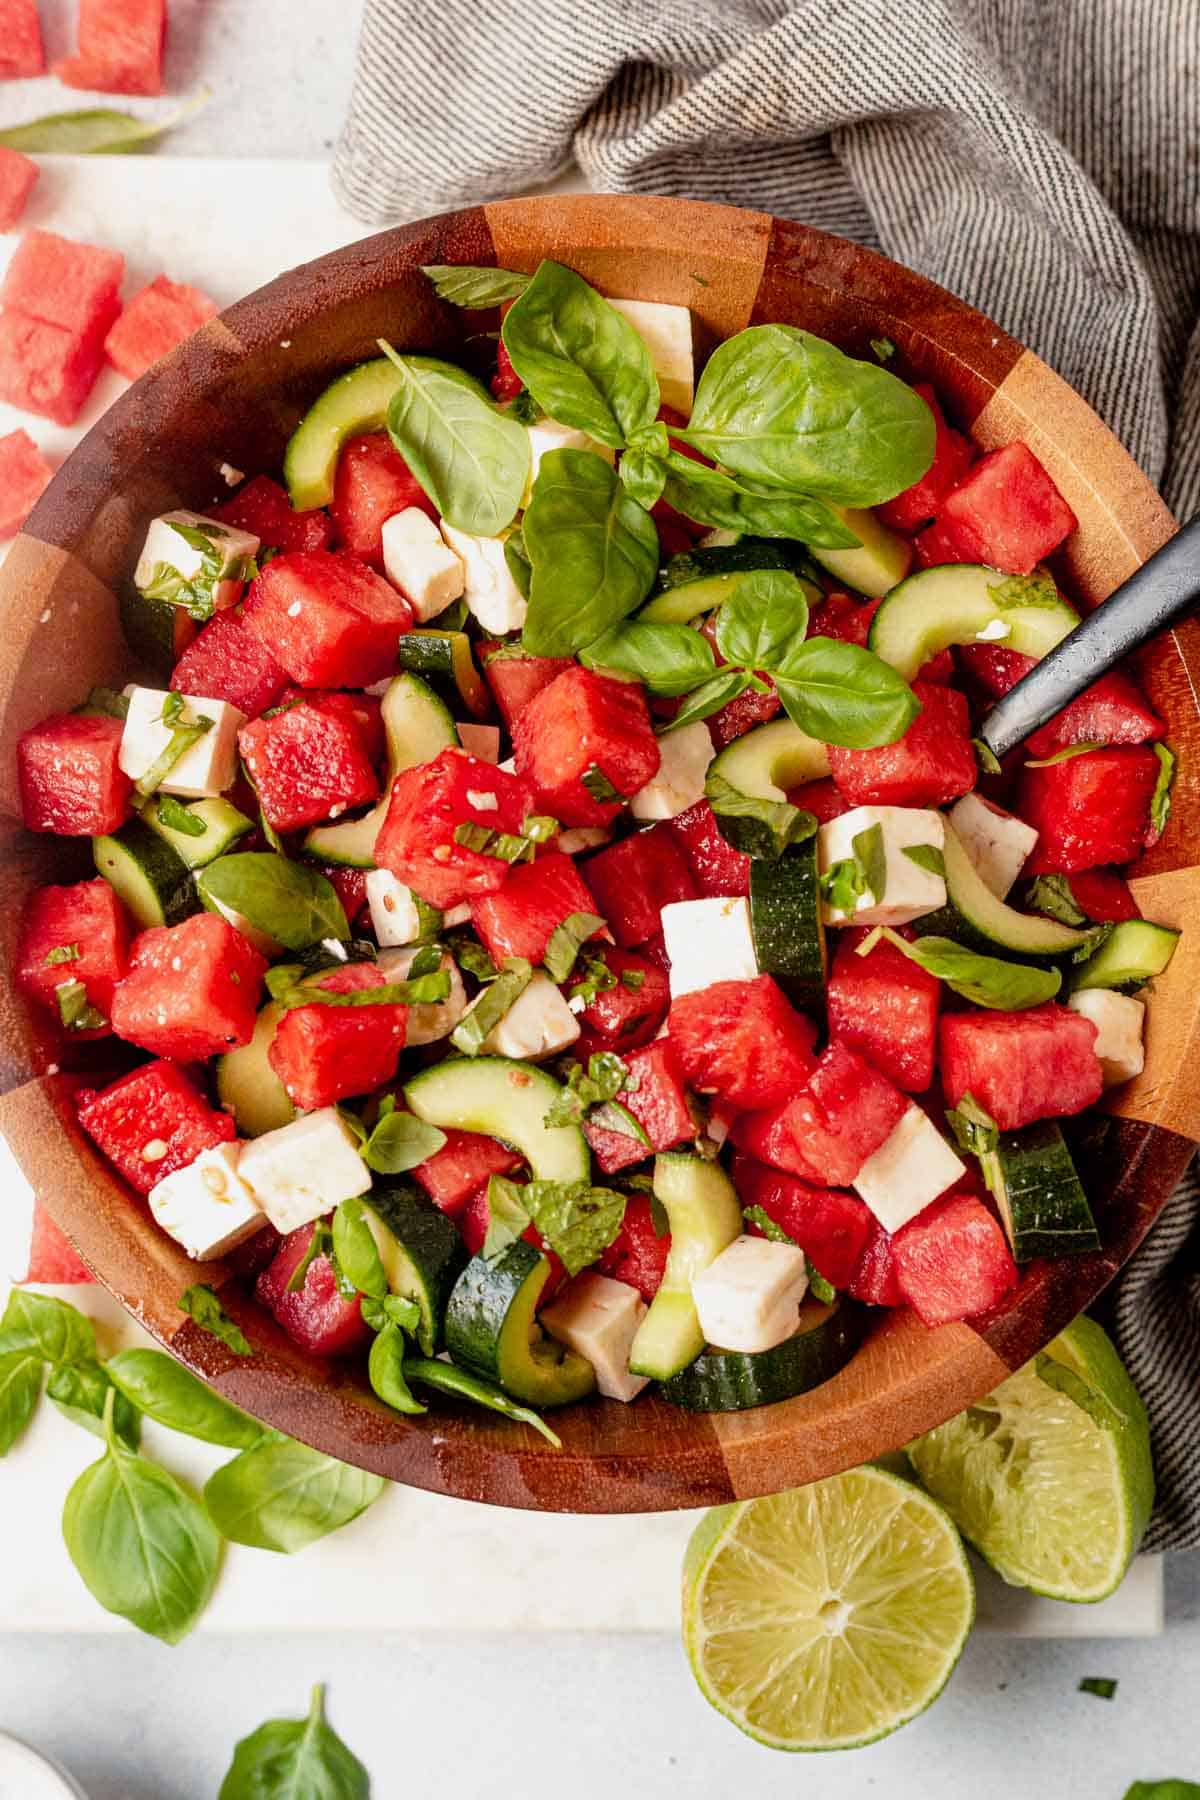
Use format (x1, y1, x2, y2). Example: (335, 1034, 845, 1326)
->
(706, 769, 817, 860)
(78, 686, 129, 720)
(503, 528, 532, 599)
(580, 765, 623, 805)
(1151, 742, 1176, 836)
(55, 979, 106, 1033)
(569, 951, 618, 1007)
(588, 1100, 650, 1143)
(272, 971, 451, 1010)
(521, 813, 559, 844)
(155, 794, 208, 837)
(452, 820, 540, 863)
(1024, 742, 1104, 767)
(444, 929, 499, 984)
(743, 1204, 797, 1245)
(648, 1193, 671, 1236)
(450, 957, 533, 1055)
(543, 911, 606, 983)
(973, 736, 1003, 775)
(177, 1284, 253, 1357)
(44, 943, 80, 966)
(1078, 1677, 1118, 1700)
(658, 669, 753, 735)
(134, 701, 214, 799)
(819, 823, 886, 913)
(420, 263, 532, 308)
(619, 968, 646, 992)
(808, 1266, 837, 1305)
(902, 843, 946, 876)
(139, 522, 232, 622)
(944, 1092, 1000, 1158)
(870, 336, 895, 362)
(1026, 873, 1087, 927)
(197, 854, 348, 951)
(881, 928, 1061, 1010)
(237, 756, 285, 855)
(544, 1052, 631, 1127)
(406, 942, 444, 980)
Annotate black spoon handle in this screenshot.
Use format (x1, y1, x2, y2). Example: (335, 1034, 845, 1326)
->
(978, 513, 1200, 760)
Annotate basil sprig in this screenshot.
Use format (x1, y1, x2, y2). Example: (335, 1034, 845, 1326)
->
(380, 342, 530, 537)
(0, 92, 208, 154)
(219, 1684, 370, 1800)
(869, 926, 1063, 1010)
(521, 449, 660, 656)
(422, 263, 531, 308)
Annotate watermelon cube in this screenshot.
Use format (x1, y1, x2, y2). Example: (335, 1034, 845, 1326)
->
(481, 646, 574, 730)
(239, 692, 380, 833)
(18, 712, 133, 835)
(77, 1061, 236, 1194)
(55, 0, 166, 95)
(826, 926, 940, 1092)
(667, 799, 750, 897)
(707, 680, 781, 747)
(1019, 745, 1161, 872)
(268, 962, 407, 1111)
(956, 643, 1037, 699)
(848, 1221, 904, 1307)
(0, 0, 43, 76)
(104, 275, 218, 380)
(330, 432, 436, 569)
(877, 384, 975, 531)
(0, 311, 106, 426)
(733, 1152, 874, 1289)
(411, 1128, 524, 1219)
(585, 1038, 693, 1174)
(916, 442, 1076, 575)
(470, 851, 602, 967)
(580, 827, 698, 947)
(733, 1041, 908, 1187)
(23, 1204, 93, 1285)
(892, 1192, 1018, 1325)
(829, 679, 976, 808)
(1060, 867, 1141, 923)
(112, 913, 266, 1061)
(3, 229, 124, 341)
(596, 1193, 670, 1301)
(491, 334, 523, 403)
(242, 550, 414, 689)
(940, 1002, 1103, 1131)
(512, 667, 660, 827)
(376, 748, 534, 911)
(1024, 670, 1163, 759)
(0, 427, 52, 537)
(169, 611, 289, 717)
(16, 878, 131, 1033)
(257, 1222, 369, 1357)
(215, 475, 334, 555)
(568, 946, 670, 1057)
(0, 147, 37, 230)
(668, 974, 819, 1112)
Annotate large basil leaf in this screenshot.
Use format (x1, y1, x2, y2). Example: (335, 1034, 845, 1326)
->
(678, 324, 936, 504)
(106, 1349, 264, 1450)
(880, 929, 1062, 1010)
(522, 449, 659, 655)
(383, 350, 529, 536)
(204, 1435, 386, 1553)
(0, 1350, 43, 1455)
(714, 569, 811, 670)
(580, 619, 716, 695)
(501, 260, 660, 448)
(47, 1359, 141, 1450)
(421, 263, 531, 308)
(360, 1109, 446, 1174)
(775, 636, 920, 748)
(660, 453, 857, 547)
(0, 1291, 96, 1365)
(197, 854, 349, 951)
(219, 1684, 370, 1800)
(331, 1198, 388, 1300)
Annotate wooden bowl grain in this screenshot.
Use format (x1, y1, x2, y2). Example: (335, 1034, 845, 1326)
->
(0, 195, 1194, 1513)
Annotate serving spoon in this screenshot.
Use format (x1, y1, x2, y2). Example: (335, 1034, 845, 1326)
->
(977, 513, 1200, 758)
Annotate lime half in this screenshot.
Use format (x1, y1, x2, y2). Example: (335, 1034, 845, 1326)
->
(682, 1466, 974, 1752)
(908, 1315, 1154, 1603)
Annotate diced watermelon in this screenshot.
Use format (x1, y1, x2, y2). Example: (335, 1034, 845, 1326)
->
(568, 946, 670, 1056)
(786, 777, 849, 823)
(104, 275, 218, 380)
(55, 0, 165, 95)
(330, 432, 437, 568)
(456, 1183, 567, 1302)
(808, 591, 955, 683)
(829, 679, 976, 807)
(596, 1193, 670, 1301)
(16, 878, 131, 1032)
(734, 1153, 874, 1289)
(826, 927, 940, 1092)
(18, 712, 132, 836)
(956, 643, 1037, 699)
(848, 1221, 905, 1307)
(112, 913, 266, 1061)
(278, 685, 385, 764)
(239, 692, 380, 832)
(580, 827, 698, 947)
(707, 680, 781, 746)
(481, 646, 574, 731)
(666, 799, 750, 897)
(257, 1222, 369, 1357)
(940, 1002, 1103, 1131)
(268, 962, 407, 1111)
(0, 427, 52, 536)
(376, 747, 534, 910)
(668, 975, 819, 1111)
(168, 611, 289, 717)
(733, 1041, 908, 1187)
(215, 475, 334, 554)
(892, 1192, 1018, 1325)
(0, 146, 37, 229)
(0, 0, 43, 76)
(314, 863, 369, 928)
(412, 1128, 524, 1218)
(1060, 867, 1141, 923)
(0, 311, 106, 426)
(491, 334, 523, 402)
(585, 1038, 694, 1175)
(242, 550, 414, 689)
(77, 1060, 235, 1195)
(513, 667, 660, 827)
(915, 442, 1076, 575)
(470, 851, 602, 966)
(1024, 670, 1163, 759)
(3, 228, 124, 341)
(1019, 745, 1161, 872)
(23, 1203, 94, 1285)
(877, 384, 975, 531)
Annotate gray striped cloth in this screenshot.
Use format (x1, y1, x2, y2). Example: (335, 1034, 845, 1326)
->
(335, 0, 1200, 1548)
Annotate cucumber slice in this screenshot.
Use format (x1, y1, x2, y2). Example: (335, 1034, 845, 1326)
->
(749, 842, 826, 1006)
(913, 821, 1096, 960)
(868, 563, 1080, 681)
(707, 718, 830, 804)
(628, 1155, 743, 1381)
(1069, 920, 1180, 993)
(444, 1240, 597, 1407)
(658, 1296, 863, 1411)
(303, 671, 459, 867)
(808, 505, 912, 599)
(215, 1002, 295, 1137)
(92, 818, 198, 929)
(991, 1121, 1099, 1263)
(642, 542, 819, 624)
(404, 1056, 590, 1184)
(362, 1184, 469, 1355)
(119, 587, 198, 679)
(142, 795, 253, 870)
(395, 629, 490, 720)
(284, 356, 403, 511)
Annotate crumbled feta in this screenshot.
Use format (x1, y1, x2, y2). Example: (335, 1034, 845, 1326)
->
(439, 522, 526, 634)
(466, 789, 499, 812)
(630, 721, 713, 821)
(238, 1107, 370, 1236)
(950, 793, 1038, 898)
(118, 687, 244, 799)
(457, 723, 501, 763)
(148, 1142, 266, 1261)
(218, 462, 244, 487)
(381, 507, 466, 621)
(608, 298, 695, 415)
(481, 971, 580, 1060)
(1068, 989, 1146, 1086)
(134, 510, 259, 613)
(817, 805, 947, 927)
(661, 896, 758, 999)
(542, 1272, 649, 1402)
(365, 870, 425, 947)
(692, 1236, 809, 1354)
(377, 945, 468, 1045)
(852, 1106, 966, 1232)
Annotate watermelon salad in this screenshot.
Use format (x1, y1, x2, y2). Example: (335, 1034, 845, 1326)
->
(11, 257, 1183, 1436)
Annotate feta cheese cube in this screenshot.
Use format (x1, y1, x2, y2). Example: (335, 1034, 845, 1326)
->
(365, 869, 425, 947)
(853, 1105, 965, 1232)
(148, 1142, 266, 1261)
(439, 522, 526, 634)
(950, 793, 1038, 898)
(630, 720, 714, 821)
(525, 418, 615, 499)
(541, 1271, 649, 1402)
(118, 686, 244, 798)
(661, 896, 758, 999)
(609, 298, 695, 416)
(377, 945, 468, 1044)
(134, 510, 259, 614)
(1068, 989, 1146, 1086)
(381, 507, 466, 621)
(692, 1236, 809, 1354)
(238, 1107, 370, 1235)
(556, 825, 612, 856)
(457, 723, 502, 763)
(481, 971, 580, 1060)
(817, 805, 947, 927)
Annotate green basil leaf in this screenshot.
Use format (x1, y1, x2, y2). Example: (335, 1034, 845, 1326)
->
(55, 978, 107, 1033)
(47, 1359, 140, 1450)
(178, 1284, 254, 1357)
(679, 323, 936, 505)
(0, 1291, 95, 1365)
(820, 856, 867, 915)
(620, 967, 646, 992)
(543, 911, 606, 983)
(870, 336, 896, 363)
(134, 708, 214, 799)
(450, 957, 533, 1055)
(360, 1110, 446, 1175)
(1024, 742, 1105, 768)
(444, 928, 499, 984)
(284, 1223, 332, 1296)
(580, 618, 716, 697)
(218, 1683, 370, 1800)
(44, 942, 81, 966)
(1122, 1782, 1200, 1799)
(944, 1092, 1000, 1158)
(589, 1099, 650, 1143)
(381, 346, 529, 537)
(501, 260, 659, 447)
(852, 824, 887, 906)
(330, 1198, 388, 1301)
(204, 1435, 387, 1554)
(580, 766, 624, 805)
(1026, 873, 1087, 927)
(881, 929, 1062, 1010)
(274, 971, 450, 1010)
(658, 668, 752, 734)
(360, 1293, 421, 1335)
(404, 1356, 562, 1447)
(368, 1324, 427, 1416)
(1078, 1676, 1118, 1700)
(483, 1175, 532, 1262)
(405, 943, 444, 980)
(1151, 743, 1176, 837)
(618, 449, 667, 511)
(155, 793, 209, 837)
(0, 91, 207, 155)
(775, 636, 921, 748)
(973, 736, 1003, 775)
(78, 685, 130, 720)
(987, 571, 1062, 610)
(0, 1350, 43, 1455)
(714, 568, 811, 671)
(566, 950, 618, 1008)
(507, 389, 541, 426)
(106, 1348, 263, 1450)
(522, 449, 660, 656)
(542, 1052, 631, 1127)
(519, 1180, 627, 1277)
(197, 853, 349, 951)
(902, 844, 946, 876)
(503, 526, 532, 600)
(421, 263, 531, 308)
(659, 454, 858, 547)
(705, 770, 816, 859)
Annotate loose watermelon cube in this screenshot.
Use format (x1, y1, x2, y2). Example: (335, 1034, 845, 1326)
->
(916, 442, 1076, 575)
(0, 146, 38, 230)
(580, 827, 698, 947)
(596, 1193, 670, 1301)
(23, 1204, 93, 1285)
(112, 913, 266, 1061)
(666, 799, 750, 898)
(892, 1192, 1018, 1325)
(585, 1038, 693, 1174)
(668, 974, 819, 1112)
(411, 1128, 524, 1219)
(376, 747, 534, 910)
(733, 1153, 874, 1289)
(470, 851, 603, 967)
(848, 1221, 904, 1307)
(268, 962, 407, 1111)
(1019, 745, 1161, 872)
(55, 0, 165, 95)
(940, 1002, 1103, 1131)
(0, 427, 52, 537)
(1059, 867, 1141, 923)
(257, 1222, 369, 1357)
(104, 275, 218, 380)
(0, 0, 43, 76)
(169, 611, 289, 717)
(239, 692, 380, 833)
(956, 643, 1037, 699)
(826, 926, 940, 1092)
(3, 228, 124, 341)
(810, 589, 955, 683)
(828, 679, 976, 808)
(77, 1060, 236, 1194)
(785, 777, 849, 823)
(481, 646, 574, 731)
(733, 1041, 908, 1187)
(242, 550, 414, 689)
(16, 878, 131, 1032)
(877, 384, 975, 531)
(330, 432, 437, 568)
(0, 311, 106, 425)
(18, 712, 133, 835)
(513, 667, 660, 827)
(568, 946, 670, 1056)
(1024, 670, 1163, 759)
(215, 475, 334, 555)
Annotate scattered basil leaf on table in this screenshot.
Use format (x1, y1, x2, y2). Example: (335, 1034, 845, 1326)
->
(658, 669, 754, 735)
(521, 449, 660, 656)
(204, 1434, 387, 1554)
(47, 1358, 140, 1449)
(658, 453, 858, 547)
(0, 1289, 96, 1365)
(0, 91, 209, 155)
(0, 1350, 43, 1455)
(106, 1348, 264, 1450)
(359, 1109, 445, 1175)
(178, 1283, 254, 1356)
(197, 854, 349, 952)
(880, 929, 1062, 1010)
(421, 263, 531, 308)
(404, 1356, 562, 1448)
(379, 344, 529, 537)
(580, 618, 716, 696)
(218, 1683, 370, 1800)
(775, 636, 921, 748)
(706, 771, 816, 860)
(368, 1324, 427, 1417)
(618, 448, 667, 511)
(331, 1199, 388, 1301)
(1150, 743, 1176, 836)
(501, 259, 659, 447)
(714, 568, 811, 669)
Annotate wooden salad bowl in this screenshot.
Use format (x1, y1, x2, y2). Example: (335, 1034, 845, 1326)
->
(0, 195, 1194, 1513)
